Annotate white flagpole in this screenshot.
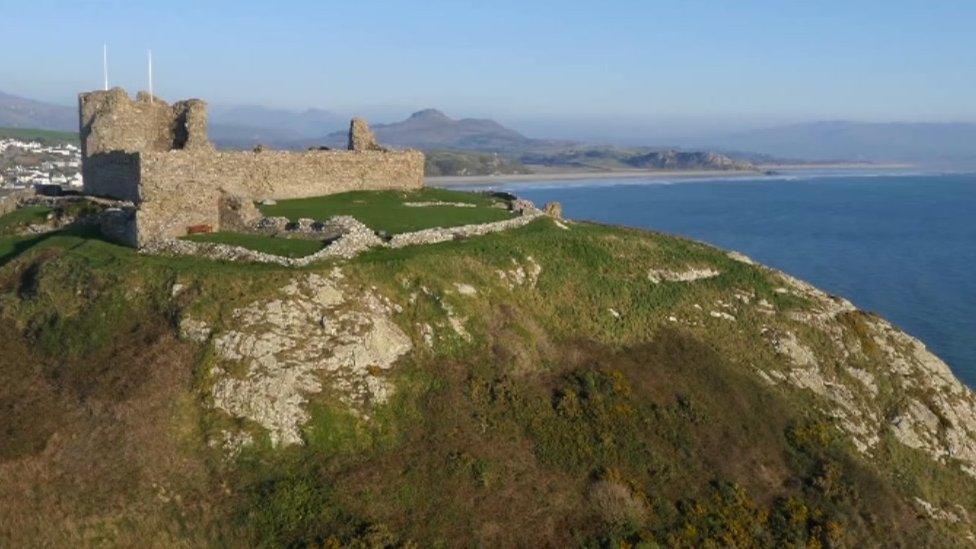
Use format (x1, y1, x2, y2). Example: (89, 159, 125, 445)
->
(148, 49, 153, 103)
(103, 44, 109, 90)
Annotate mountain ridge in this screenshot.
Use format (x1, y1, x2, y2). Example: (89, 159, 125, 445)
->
(0, 91, 75, 132)
(699, 120, 976, 165)
(317, 107, 563, 153)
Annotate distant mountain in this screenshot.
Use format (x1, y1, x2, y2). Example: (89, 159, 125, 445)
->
(703, 121, 976, 165)
(208, 105, 347, 150)
(0, 91, 75, 132)
(320, 109, 568, 153)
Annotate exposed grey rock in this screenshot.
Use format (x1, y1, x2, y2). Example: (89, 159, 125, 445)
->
(403, 201, 476, 208)
(207, 271, 412, 447)
(496, 256, 543, 290)
(454, 283, 477, 296)
(647, 267, 721, 283)
(178, 317, 212, 343)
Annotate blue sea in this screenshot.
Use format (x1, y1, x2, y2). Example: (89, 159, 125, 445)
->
(460, 172, 976, 386)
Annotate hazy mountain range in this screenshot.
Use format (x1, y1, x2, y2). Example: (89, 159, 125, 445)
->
(319, 109, 567, 152)
(5, 89, 976, 167)
(0, 91, 75, 132)
(696, 121, 976, 166)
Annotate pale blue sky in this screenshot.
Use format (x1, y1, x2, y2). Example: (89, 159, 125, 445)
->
(2, 0, 974, 134)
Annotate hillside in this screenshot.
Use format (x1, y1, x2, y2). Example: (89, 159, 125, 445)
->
(2, 194, 976, 546)
(320, 109, 561, 153)
(424, 150, 531, 177)
(0, 126, 78, 146)
(0, 91, 75, 132)
(520, 147, 756, 172)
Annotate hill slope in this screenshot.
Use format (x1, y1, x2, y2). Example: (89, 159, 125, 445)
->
(1, 210, 975, 545)
(0, 126, 78, 145)
(319, 108, 560, 153)
(0, 91, 75, 132)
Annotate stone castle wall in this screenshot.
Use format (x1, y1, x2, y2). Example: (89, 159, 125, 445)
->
(77, 88, 425, 246)
(80, 88, 210, 200)
(136, 149, 423, 245)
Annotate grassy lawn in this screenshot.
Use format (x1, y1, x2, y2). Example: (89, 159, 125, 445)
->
(0, 205, 52, 234)
(182, 232, 327, 258)
(258, 188, 512, 234)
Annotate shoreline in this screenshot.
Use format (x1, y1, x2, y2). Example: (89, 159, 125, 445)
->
(429, 164, 915, 186)
(431, 169, 763, 186)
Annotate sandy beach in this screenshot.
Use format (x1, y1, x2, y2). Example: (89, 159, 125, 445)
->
(430, 169, 764, 187)
(429, 163, 913, 187)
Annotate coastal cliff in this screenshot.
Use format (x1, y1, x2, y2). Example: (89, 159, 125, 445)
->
(1, 214, 975, 546)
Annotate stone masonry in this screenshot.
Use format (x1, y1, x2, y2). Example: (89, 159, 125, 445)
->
(78, 88, 424, 247)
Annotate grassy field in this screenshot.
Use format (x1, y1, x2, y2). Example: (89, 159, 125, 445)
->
(0, 205, 51, 235)
(258, 187, 512, 234)
(0, 204, 973, 546)
(182, 232, 327, 258)
(0, 127, 78, 145)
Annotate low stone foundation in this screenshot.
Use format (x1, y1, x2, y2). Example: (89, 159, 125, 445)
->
(143, 211, 546, 266)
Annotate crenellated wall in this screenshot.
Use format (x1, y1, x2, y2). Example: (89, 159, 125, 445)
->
(77, 88, 425, 246)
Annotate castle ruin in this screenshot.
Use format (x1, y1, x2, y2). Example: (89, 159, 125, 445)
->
(79, 88, 424, 247)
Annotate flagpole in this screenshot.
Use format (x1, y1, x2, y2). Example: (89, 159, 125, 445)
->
(148, 49, 153, 103)
(103, 44, 108, 90)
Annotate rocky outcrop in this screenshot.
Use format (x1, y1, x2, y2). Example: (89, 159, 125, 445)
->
(647, 267, 721, 283)
(758, 268, 976, 470)
(185, 270, 411, 448)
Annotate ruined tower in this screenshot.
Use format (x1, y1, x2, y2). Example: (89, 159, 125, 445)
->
(77, 88, 424, 247)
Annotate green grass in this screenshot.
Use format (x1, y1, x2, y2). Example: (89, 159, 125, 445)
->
(0, 127, 78, 146)
(182, 232, 327, 258)
(258, 188, 513, 234)
(0, 206, 972, 547)
(0, 206, 52, 234)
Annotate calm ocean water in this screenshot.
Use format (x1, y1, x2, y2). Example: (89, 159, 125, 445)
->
(460, 172, 976, 386)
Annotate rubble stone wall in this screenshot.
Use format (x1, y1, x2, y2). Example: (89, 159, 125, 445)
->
(132, 149, 422, 245)
(79, 88, 211, 199)
(78, 88, 424, 246)
(140, 149, 424, 200)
